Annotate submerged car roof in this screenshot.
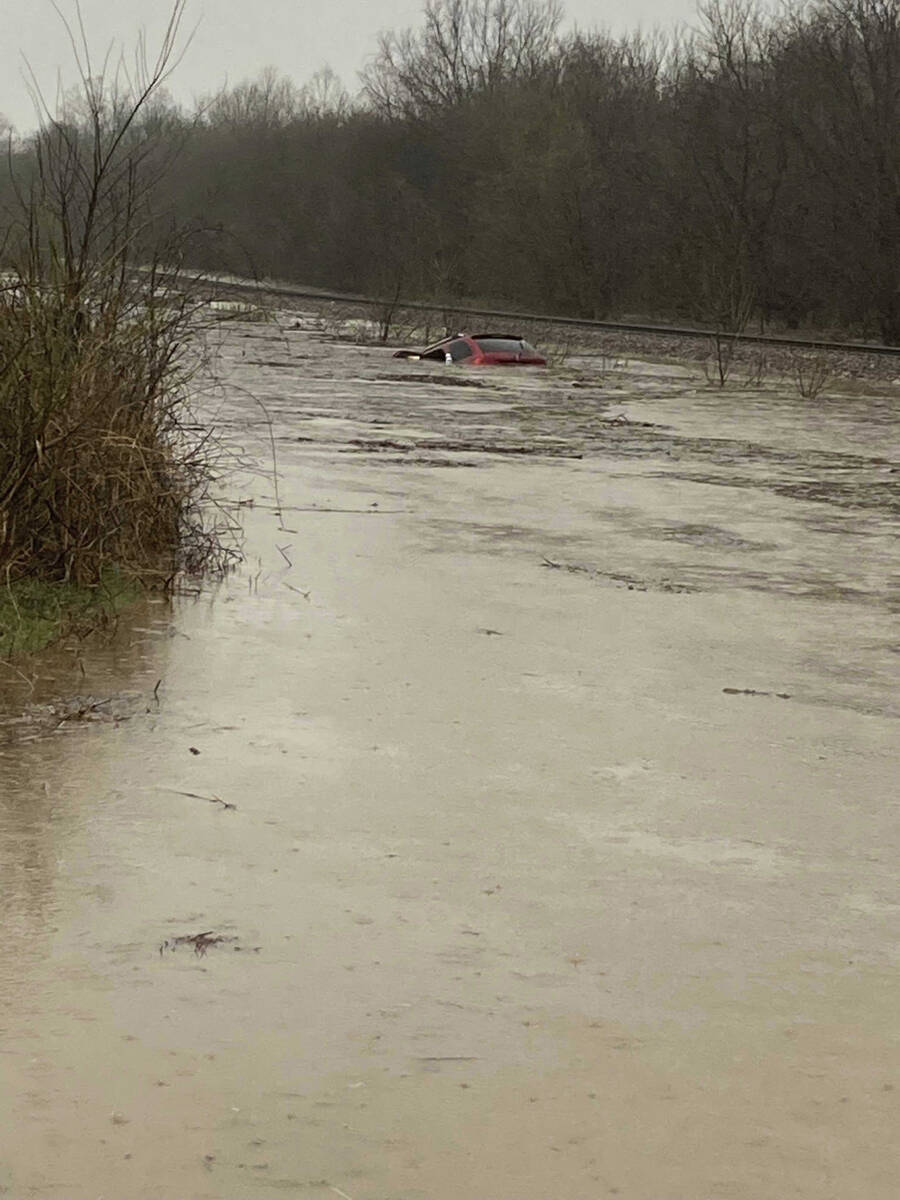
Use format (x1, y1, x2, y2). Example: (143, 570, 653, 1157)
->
(469, 333, 527, 340)
(419, 332, 528, 351)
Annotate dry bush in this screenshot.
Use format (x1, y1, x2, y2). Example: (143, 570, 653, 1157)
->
(0, 279, 227, 586)
(0, 2, 233, 591)
(790, 349, 832, 399)
(520, 320, 577, 367)
(743, 349, 769, 387)
(700, 266, 756, 386)
(703, 331, 740, 387)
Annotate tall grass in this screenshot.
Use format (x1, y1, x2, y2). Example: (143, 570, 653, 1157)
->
(0, 2, 231, 598)
(0, 266, 224, 587)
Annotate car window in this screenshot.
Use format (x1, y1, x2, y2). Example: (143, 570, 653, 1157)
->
(448, 339, 473, 361)
(473, 337, 537, 355)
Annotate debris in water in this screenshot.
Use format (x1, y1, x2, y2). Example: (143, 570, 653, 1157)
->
(416, 1056, 478, 1062)
(159, 931, 240, 957)
(283, 582, 311, 600)
(158, 786, 237, 811)
(541, 557, 697, 593)
(723, 688, 792, 699)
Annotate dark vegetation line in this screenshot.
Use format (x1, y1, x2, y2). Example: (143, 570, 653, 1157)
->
(2, 0, 891, 346)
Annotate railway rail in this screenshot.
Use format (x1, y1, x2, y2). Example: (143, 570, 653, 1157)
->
(207, 274, 900, 358)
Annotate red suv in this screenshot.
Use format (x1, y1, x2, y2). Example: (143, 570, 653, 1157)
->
(394, 332, 546, 366)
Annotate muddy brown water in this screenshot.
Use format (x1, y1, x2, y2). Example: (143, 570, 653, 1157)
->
(1, 317, 898, 1199)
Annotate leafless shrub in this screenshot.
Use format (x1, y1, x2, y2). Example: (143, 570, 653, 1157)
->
(379, 304, 444, 346)
(531, 323, 578, 368)
(318, 302, 383, 343)
(318, 302, 354, 338)
(790, 350, 832, 399)
(700, 265, 756, 386)
(743, 349, 770, 388)
(703, 332, 739, 386)
(376, 282, 404, 343)
(0, 2, 235, 591)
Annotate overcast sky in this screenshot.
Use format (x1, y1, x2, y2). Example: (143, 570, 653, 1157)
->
(4, 0, 704, 131)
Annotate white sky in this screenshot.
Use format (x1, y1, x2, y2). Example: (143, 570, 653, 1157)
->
(3, 0, 705, 132)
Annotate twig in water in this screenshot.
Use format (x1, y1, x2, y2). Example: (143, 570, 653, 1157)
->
(228, 383, 284, 524)
(330, 1188, 355, 1200)
(283, 583, 311, 600)
(0, 658, 37, 691)
(55, 697, 114, 727)
(159, 787, 237, 811)
(276, 543, 293, 566)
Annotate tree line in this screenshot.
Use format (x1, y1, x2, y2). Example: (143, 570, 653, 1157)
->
(4, 0, 900, 342)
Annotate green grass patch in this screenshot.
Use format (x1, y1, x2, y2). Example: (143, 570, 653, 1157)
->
(0, 570, 143, 658)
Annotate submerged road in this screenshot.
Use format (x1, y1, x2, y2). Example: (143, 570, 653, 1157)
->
(1, 316, 898, 1198)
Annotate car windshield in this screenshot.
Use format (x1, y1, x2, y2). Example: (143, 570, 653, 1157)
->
(474, 337, 539, 356)
(419, 339, 456, 357)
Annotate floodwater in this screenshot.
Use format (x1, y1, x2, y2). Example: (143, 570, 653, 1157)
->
(1, 316, 898, 1199)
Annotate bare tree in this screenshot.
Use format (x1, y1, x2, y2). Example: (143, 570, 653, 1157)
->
(362, 0, 562, 119)
(772, 0, 900, 341)
(298, 67, 352, 121)
(666, 2, 788, 330)
(202, 67, 300, 131)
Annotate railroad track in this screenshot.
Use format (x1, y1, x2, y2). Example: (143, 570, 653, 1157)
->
(188, 270, 900, 358)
